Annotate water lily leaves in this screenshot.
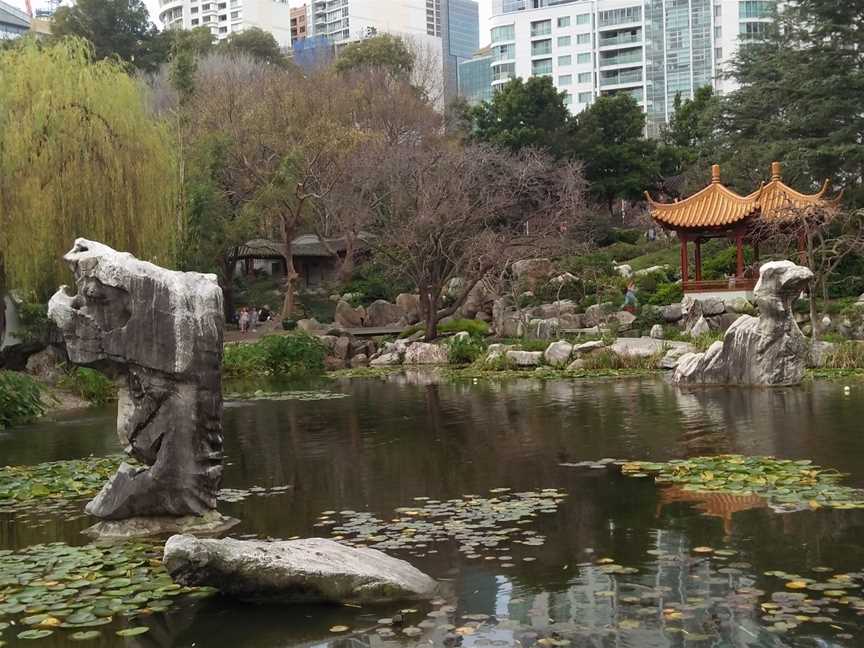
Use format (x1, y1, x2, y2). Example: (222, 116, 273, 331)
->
(619, 455, 864, 512)
(17, 629, 54, 640)
(329, 625, 349, 633)
(70, 630, 101, 641)
(225, 390, 350, 402)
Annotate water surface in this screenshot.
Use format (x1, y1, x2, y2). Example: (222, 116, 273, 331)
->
(2, 375, 864, 647)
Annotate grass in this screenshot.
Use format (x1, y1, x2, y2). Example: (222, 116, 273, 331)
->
(56, 367, 116, 406)
(820, 341, 864, 370)
(223, 333, 327, 378)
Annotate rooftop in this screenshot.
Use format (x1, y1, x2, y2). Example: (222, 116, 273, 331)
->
(646, 162, 841, 231)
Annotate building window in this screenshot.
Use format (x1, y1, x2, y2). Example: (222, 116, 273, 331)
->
(714, 5, 722, 17)
(490, 24, 515, 43)
(564, 93, 573, 105)
(531, 58, 553, 76)
(578, 91, 593, 104)
(557, 35, 571, 47)
(493, 43, 515, 61)
(230, 10, 238, 18)
(739, 0, 773, 18)
(577, 52, 591, 65)
(532, 39, 552, 56)
(530, 19, 551, 37)
(558, 54, 572, 66)
(578, 71, 592, 84)
(715, 47, 723, 60)
(219, 26, 227, 32)
(191, 18, 199, 24)
(559, 74, 572, 86)
(576, 13, 590, 25)
(557, 16, 570, 28)
(219, 14, 226, 21)
(191, 6, 198, 12)
(576, 33, 591, 45)
(739, 21, 768, 40)
(714, 25, 722, 39)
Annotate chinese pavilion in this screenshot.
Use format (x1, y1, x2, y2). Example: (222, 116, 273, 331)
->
(645, 162, 841, 300)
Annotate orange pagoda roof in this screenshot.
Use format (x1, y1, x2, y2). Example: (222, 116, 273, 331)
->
(646, 162, 841, 231)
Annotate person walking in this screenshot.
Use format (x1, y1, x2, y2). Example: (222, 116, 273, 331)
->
(623, 282, 638, 314)
(239, 307, 249, 334)
(249, 307, 259, 331)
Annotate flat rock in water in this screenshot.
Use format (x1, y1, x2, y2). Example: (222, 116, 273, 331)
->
(163, 535, 439, 604)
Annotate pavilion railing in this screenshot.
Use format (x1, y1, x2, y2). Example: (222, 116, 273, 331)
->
(682, 278, 757, 293)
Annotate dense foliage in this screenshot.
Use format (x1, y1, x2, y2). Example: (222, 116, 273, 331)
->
(57, 368, 116, 406)
(0, 370, 44, 429)
(223, 334, 327, 377)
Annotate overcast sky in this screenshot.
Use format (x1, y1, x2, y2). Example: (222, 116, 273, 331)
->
(12, 0, 492, 46)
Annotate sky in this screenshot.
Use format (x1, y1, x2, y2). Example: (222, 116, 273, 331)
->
(12, 0, 493, 45)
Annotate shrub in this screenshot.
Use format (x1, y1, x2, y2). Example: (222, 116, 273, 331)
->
(223, 334, 327, 377)
(17, 302, 50, 344)
(647, 282, 683, 306)
(339, 261, 412, 305)
(690, 331, 725, 352)
(57, 367, 116, 406)
(580, 349, 660, 371)
(399, 318, 490, 340)
(447, 336, 487, 365)
(0, 370, 45, 428)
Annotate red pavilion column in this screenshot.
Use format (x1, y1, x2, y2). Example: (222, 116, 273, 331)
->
(694, 238, 703, 282)
(735, 232, 745, 279)
(679, 234, 689, 286)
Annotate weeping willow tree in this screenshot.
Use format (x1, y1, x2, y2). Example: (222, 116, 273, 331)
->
(0, 38, 180, 304)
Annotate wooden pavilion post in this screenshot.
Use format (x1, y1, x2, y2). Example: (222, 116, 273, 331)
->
(694, 238, 703, 282)
(679, 234, 689, 286)
(735, 232, 745, 279)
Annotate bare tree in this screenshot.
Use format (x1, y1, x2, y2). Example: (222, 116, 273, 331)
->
(361, 141, 588, 341)
(752, 205, 864, 345)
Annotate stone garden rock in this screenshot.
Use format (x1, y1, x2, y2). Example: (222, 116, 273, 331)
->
(662, 304, 683, 322)
(566, 359, 586, 371)
(584, 302, 616, 328)
(544, 341, 573, 367)
(613, 311, 637, 328)
(550, 272, 578, 285)
(530, 300, 577, 320)
(512, 258, 554, 288)
(674, 261, 813, 386)
(701, 298, 727, 317)
(808, 341, 836, 369)
(660, 345, 695, 370)
(558, 313, 585, 330)
(649, 324, 664, 340)
(689, 316, 711, 337)
(164, 535, 438, 604)
(297, 318, 325, 334)
(48, 239, 227, 524)
(395, 293, 420, 324)
(611, 337, 690, 359)
(25, 347, 65, 385)
(730, 297, 757, 316)
(635, 265, 668, 277)
(370, 351, 401, 366)
(403, 342, 448, 365)
(526, 318, 559, 340)
(365, 300, 403, 328)
(335, 301, 365, 329)
(505, 350, 543, 367)
(614, 264, 633, 278)
(485, 344, 512, 363)
(574, 340, 605, 355)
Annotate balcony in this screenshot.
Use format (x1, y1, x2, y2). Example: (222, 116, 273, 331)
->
(599, 49, 643, 69)
(598, 31, 642, 49)
(599, 69, 643, 87)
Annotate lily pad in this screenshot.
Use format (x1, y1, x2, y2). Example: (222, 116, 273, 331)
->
(116, 626, 150, 637)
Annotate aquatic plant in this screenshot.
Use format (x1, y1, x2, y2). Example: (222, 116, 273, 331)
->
(224, 389, 350, 402)
(57, 367, 116, 406)
(0, 370, 45, 429)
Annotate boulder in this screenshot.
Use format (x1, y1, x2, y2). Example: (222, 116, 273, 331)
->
(574, 340, 605, 355)
(613, 311, 637, 329)
(530, 300, 577, 320)
(649, 324, 664, 340)
(660, 345, 695, 370)
(544, 341, 574, 367)
(610, 337, 691, 359)
(566, 359, 586, 371)
(460, 281, 495, 319)
(635, 265, 669, 277)
(297, 318, 325, 334)
(614, 264, 633, 278)
(730, 297, 757, 316)
(558, 313, 585, 330)
(334, 301, 365, 329)
(584, 302, 616, 328)
(485, 343, 512, 363)
(350, 354, 369, 368)
(48, 239, 225, 522)
(662, 304, 683, 323)
(25, 347, 64, 385)
(674, 261, 813, 386)
(526, 318, 559, 340)
(550, 272, 578, 286)
(512, 258, 554, 289)
(164, 535, 438, 604)
(395, 294, 420, 325)
(701, 298, 727, 317)
(505, 350, 543, 367)
(808, 341, 836, 369)
(319, 335, 350, 368)
(403, 342, 448, 365)
(820, 315, 833, 333)
(365, 300, 403, 328)
(370, 351, 401, 366)
(689, 316, 711, 337)
(712, 312, 742, 333)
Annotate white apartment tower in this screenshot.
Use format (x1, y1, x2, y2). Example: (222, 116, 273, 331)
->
(488, 0, 776, 134)
(159, 0, 294, 47)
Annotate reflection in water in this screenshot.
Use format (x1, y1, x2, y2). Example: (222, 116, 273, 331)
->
(0, 376, 863, 647)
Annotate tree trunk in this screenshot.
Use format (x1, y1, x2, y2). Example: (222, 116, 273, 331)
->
(809, 278, 819, 351)
(281, 218, 299, 320)
(220, 256, 237, 324)
(607, 197, 616, 219)
(337, 239, 356, 283)
(419, 287, 438, 342)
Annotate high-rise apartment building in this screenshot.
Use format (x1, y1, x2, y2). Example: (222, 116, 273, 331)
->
(459, 47, 494, 104)
(159, 0, 293, 48)
(487, 0, 777, 134)
(308, 0, 478, 102)
(290, 4, 307, 43)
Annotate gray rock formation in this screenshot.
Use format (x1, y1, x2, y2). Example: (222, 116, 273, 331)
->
(334, 301, 365, 329)
(506, 350, 543, 367)
(649, 324, 664, 340)
(163, 535, 438, 604)
(662, 304, 683, 323)
(48, 239, 225, 521)
(512, 258, 554, 289)
(544, 340, 573, 367)
(395, 293, 420, 324)
(403, 342, 448, 365)
(674, 261, 813, 386)
(365, 300, 403, 328)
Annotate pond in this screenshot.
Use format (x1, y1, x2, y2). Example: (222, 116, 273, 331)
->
(2, 374, 864, 647)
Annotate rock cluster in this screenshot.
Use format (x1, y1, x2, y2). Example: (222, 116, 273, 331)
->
(674, 261, 813, 386)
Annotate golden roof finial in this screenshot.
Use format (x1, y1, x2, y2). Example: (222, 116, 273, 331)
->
(711, 164, 721, 184)
(771, 161, 782, 181)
